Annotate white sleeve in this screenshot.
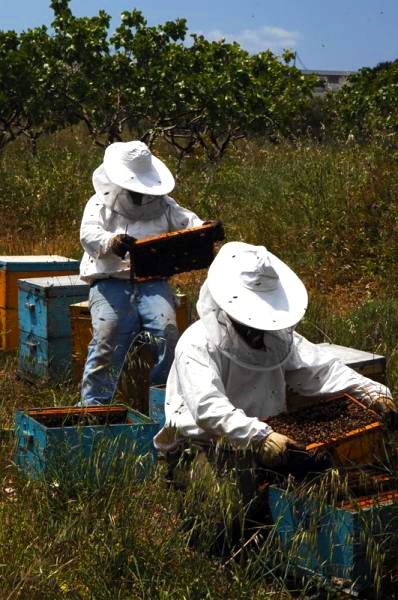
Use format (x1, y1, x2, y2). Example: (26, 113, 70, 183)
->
(285, 333, 392, 403)
(80, 196, 114, 259)
(164, 195, 204, 230)
(175, 343, 272, 447)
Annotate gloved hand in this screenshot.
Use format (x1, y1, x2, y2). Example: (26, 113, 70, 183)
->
(110, 234, 136, 259)
(368, 396, 398, 429)
(257, 431, 304, 468)
(203, 220, 225, 242)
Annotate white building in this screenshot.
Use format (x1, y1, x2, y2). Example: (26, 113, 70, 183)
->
(302, 69, 355, 94)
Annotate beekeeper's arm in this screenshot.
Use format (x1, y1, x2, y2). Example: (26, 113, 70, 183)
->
(80, 195, 135, 260)
(167, 343, 299, 466)
(164, 195, 204, 230)
(285, 334, 394, 416)
(80, 196, 115, 258)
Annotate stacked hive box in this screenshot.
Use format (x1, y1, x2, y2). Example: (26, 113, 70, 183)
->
(18, 275, 89, 381)
(269, 481, 398, 593)
(0, 256, 80, 350)
(69, 301, 92, 383)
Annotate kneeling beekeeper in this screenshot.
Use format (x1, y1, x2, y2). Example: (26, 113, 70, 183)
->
(79, 141, 206, 406)
(154, 242, 396, 510)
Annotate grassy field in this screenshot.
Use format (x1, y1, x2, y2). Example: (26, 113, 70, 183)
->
(1, 130, 398, 597)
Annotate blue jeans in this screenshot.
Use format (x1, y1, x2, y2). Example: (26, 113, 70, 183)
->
(80, 279, 179, 406)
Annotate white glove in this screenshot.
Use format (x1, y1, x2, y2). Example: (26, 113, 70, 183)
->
(257, 431, 303, 468)
(368, 396, 398, 428)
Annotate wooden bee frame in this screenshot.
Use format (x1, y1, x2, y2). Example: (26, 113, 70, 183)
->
(130, 223, 216, 282)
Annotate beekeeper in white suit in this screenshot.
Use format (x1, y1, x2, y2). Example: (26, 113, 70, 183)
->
(79, 141, 213, 406)
(154, 242, 396, 473)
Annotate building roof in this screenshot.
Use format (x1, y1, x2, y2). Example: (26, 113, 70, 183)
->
(301, 69, 355, 77)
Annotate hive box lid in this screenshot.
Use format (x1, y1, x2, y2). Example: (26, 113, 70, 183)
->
(0, 255, 79, 271)
(17, 274, 88, 297)
(318, 343, 385, 368)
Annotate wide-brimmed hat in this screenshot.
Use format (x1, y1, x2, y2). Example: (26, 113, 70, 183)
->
(207, 242, 308, 331)
(103, 141, 175, 196)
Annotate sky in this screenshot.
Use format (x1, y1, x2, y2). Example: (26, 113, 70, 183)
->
(2, 0, 398, 72)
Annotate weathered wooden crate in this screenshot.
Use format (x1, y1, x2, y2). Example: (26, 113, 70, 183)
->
(69, 301, 92, 383)
(14, 404, 160, 482)
(0, 255, 79, 350)
(18, 275, 89, 381)
(269, 481, 398, 593)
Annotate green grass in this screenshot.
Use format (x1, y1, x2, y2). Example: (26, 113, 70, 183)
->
(2, 130, 398, 597)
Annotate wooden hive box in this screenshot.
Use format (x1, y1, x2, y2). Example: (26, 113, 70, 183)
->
(0, 255, 79, 350)
(148, 385, 166, 427)
(266, 393, 382, 467)
(69, 301, 92, 383)
(14, 404, 160, 483)
(269, 478, 398, 594)
(18, 275, 89, 382)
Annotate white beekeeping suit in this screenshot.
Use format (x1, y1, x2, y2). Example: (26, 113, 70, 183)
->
(78, 141, 205, 407)
(154, 242, 393, 452)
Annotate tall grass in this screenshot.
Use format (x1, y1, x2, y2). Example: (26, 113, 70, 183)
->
(2, 130, 398, 596)
(2, 131, 398, 295)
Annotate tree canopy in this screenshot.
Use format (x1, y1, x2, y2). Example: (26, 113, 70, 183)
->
(0, 0, 317, 158)
(1, 1, 397, 158)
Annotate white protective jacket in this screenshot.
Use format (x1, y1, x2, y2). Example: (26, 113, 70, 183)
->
(80, 165, 203, 283)
(154, 283, 391, 451)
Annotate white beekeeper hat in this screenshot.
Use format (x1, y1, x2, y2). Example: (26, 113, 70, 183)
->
(207, 242, 308, 331)
(102, 141, 175, 196)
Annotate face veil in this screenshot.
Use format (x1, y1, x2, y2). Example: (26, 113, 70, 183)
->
(197, 281, 295, 371)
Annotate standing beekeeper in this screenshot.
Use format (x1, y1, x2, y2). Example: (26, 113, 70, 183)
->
(154, 242, 396, 492)
(79, 140, 207, 406)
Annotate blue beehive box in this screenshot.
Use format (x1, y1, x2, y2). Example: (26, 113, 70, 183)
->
(18, 275, 89, 381)
(268, 484, 398, 593)
(14, 404, 160, 483)
(0, 255, 80, 350)
(149, 385, 166, 427)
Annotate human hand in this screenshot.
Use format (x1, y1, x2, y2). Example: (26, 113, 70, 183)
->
(257, 431, 304, 468)
(368, 396, 398, 429)
(110, 234, 136, 259)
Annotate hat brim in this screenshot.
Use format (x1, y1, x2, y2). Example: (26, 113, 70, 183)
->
(207, 242, 308, 331)
(103, 155, 175, 196)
